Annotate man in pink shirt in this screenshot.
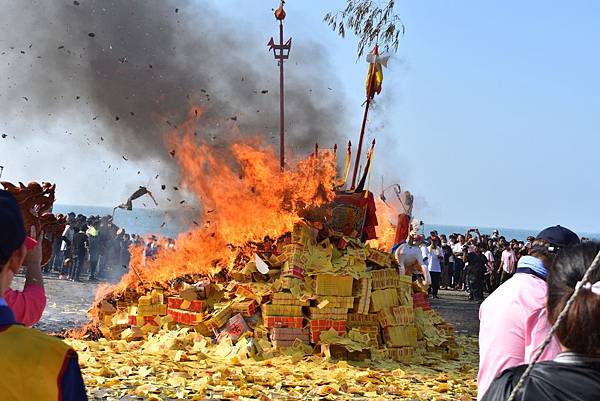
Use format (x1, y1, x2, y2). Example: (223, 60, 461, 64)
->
(477, 225, 580, 400)
(499, 244, 516, 283)
(3, 225, 46, 327)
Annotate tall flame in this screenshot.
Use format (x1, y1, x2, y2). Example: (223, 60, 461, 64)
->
(111, 107, 337, 291)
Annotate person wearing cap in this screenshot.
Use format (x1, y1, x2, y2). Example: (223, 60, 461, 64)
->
(0, 190, 87, 401)
(477, 225, 580, 399)
(2, 202, 47, 327)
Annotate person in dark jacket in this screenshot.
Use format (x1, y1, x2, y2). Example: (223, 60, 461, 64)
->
(466, 244, 487, 302)
(482, 241, 600, 401)
(69, 227, 88, 282)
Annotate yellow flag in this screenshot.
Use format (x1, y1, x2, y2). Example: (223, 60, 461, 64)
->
(365, 45, 388, 99)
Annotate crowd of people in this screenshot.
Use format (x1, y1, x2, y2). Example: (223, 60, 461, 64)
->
(45, 212, 140, 282)
(405, 227, 596, 304)
(1, 185, 599, 400)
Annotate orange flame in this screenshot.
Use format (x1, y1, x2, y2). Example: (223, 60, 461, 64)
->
(107, 107, 337, 293)
(368, 197, 397, 251)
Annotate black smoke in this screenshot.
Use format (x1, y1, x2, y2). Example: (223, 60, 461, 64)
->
(0, 0, 347, 163)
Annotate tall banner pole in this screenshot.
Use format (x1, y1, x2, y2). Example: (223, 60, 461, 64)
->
(269, 1, 292, 170)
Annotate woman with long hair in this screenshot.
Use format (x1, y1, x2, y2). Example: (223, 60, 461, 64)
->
(482, 241, 600, 401)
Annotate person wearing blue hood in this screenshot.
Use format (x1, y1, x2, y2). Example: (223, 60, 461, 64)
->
(477, 225, 580, 399)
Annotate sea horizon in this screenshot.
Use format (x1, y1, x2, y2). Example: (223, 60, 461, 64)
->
(53, 204, 599, 242)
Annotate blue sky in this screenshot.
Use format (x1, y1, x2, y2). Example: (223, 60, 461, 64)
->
(1, 1, 598, 233)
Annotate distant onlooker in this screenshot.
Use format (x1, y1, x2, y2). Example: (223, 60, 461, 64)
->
(69, 227, 88, 282)
(499, 243, 517, 283)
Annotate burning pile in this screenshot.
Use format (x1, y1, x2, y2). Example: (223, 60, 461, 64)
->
(66, 140, 478, 400)
(90, 219, 460, 363)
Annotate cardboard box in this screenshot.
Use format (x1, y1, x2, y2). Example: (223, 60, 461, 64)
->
(282, 244, 308, 279)
(220, 313, 250, 342)
(377, 306, 415, 328)
(370, 288, 400, 312)
(263, 316, 304, 329)
(347, 312, 379, 327)
(270, 327, 309, 342)
(272, 292, 310, 306)
(354, 325, 382, 346)
(204, 305, 232, 330)
(314, 296, 355, 309)
(309, 319, 347, 343)
(354, 277, 372, 314)
(314, 275, 354, 296)
(366, 247, 392, 267)
(371, 268, 401, 290)
(383, 325, 418, 347)
(309, 307, 348, 320)
(272, 339, 308, 349)
(231, 300, 258, 317)
(388, 346, 414, 362)
(262, 304, 304, 317)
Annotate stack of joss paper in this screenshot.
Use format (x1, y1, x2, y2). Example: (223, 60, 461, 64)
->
(94, 220, 461, 363)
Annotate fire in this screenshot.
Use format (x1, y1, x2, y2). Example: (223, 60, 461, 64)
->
(108, 107, 337, 293)
(368, 197, 397, 251)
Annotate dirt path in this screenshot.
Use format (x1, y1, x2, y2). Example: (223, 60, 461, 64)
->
(12, 275, 99, 333)
(430, 289, 481, 336)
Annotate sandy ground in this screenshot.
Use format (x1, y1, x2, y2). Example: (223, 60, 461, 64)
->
(10, 276, 481, 400)
(12, 275, 100, 333)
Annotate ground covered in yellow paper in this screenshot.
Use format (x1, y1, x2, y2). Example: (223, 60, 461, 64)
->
(69, 332, 478, 401)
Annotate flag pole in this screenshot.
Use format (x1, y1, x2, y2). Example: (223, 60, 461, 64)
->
(351, 53, 377, 189)
(269, 1, 291, 171)
(350, 94, 372, 189)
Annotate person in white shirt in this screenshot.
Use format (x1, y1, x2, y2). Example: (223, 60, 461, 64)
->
(452, 235, 466, 289)
(58, 224, 74, 279)
(426, 238, 445, 298)
(484, 244, 495, 293)
(395, 234, 430, 287)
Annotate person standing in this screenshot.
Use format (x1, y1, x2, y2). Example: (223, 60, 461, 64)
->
(441, 235, 454, 289)
(483, 243, 495, 294)
(499, 243, 517, 283)
(452, 235, 466, 290)
(69, 227, 88, 282)
(477, 225, 580, 399)
(466, 244, 487, 302)
(427, 238, 444, 299)
(58, 222, 74, 280)
(0, 190, 87, 401)
(86, 221, 100, 281)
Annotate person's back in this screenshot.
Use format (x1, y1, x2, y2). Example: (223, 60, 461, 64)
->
(0, 190, 87, 400)
(73, 230, 87, 256)
(477, 226, 580, 399)
(482, 241, 600, 401)
(478, 270, 559, 393)
(0, 306, 87, 401)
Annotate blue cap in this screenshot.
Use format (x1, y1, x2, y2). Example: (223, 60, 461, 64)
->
(0, 190, 36, 261)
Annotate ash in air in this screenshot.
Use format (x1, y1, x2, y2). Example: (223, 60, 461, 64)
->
(0, 0, 347, 163)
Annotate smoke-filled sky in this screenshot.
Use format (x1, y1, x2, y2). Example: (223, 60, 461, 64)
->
(1, 1, 599, 234)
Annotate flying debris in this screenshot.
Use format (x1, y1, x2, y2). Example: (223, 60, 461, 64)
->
(114, 186, 158, 213)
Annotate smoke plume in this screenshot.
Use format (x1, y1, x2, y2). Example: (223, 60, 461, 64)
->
(0, 0, 347, 164)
